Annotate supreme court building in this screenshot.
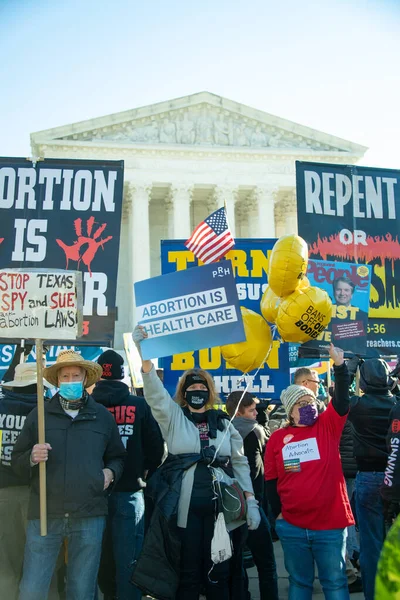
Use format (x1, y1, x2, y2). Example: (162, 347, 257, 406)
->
(30, 92, 367, 346)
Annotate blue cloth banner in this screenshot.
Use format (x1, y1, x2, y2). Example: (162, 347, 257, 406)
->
(134, 260, 245, 360)
(159, 239, 290, 402)
(0, 344, 107, 382)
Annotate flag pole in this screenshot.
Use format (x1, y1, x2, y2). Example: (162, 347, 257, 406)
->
(223, 199, 234, 239)
(36, 339, 47, 536)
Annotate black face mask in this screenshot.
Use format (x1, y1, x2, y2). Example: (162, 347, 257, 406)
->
(185, 390, 209, 409)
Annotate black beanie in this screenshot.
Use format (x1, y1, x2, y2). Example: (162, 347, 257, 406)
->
(97, 350, 124, 380)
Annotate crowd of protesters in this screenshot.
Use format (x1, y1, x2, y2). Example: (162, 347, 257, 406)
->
(1, 335, 400, 600)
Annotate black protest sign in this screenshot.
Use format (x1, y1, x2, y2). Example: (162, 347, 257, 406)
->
(0, 157, 124, 345)
(296, 161, 400, 355)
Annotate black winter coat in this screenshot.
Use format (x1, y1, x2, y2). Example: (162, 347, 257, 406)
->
(382, 402, 400, 502)
(12, 393, 126, 519)
(339, 420, 358, 479)
(91, 380, 164, 493)
(0, 389, 37, 487)
(132, 453, 202, 600)
(349, 359, 397, 471)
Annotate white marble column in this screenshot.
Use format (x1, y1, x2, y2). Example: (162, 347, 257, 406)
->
(131, 183, 152, 283)
(275, 189, 298, 236)
(253, 185, 278, 239)
(214, 186, 238, 237)
(114, 182, 135, 347)
(169, 184, 193, 239)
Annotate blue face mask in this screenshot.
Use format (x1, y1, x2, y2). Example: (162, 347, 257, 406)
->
(59, 381, 84, 401)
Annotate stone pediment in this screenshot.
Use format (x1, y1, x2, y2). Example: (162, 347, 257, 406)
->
(31, 92, 367, 155)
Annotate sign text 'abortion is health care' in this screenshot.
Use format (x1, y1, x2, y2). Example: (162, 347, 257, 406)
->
(134, 260, 245, 359)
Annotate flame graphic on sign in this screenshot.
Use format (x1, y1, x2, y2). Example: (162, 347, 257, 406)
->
(309, 233, 400, 262)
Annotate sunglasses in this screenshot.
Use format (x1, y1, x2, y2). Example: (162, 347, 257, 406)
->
(305, 379, 320, 385)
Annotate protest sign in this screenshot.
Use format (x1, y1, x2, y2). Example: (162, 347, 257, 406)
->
(301, 259, 372, 354)
(160, 239, 290, 401)
(296, 160, 400, 355)
(0, 269, 83, 340)
(0, 157, 124, 345)
(296, 160, 400, 319)
(134, 260, 245, 360)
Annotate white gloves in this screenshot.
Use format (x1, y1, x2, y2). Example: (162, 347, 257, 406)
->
(132, 325, 146, 357)
(246, 497, 261, 530)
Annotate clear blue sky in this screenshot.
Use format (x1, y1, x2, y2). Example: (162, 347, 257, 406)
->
(1, 0, 399, 168)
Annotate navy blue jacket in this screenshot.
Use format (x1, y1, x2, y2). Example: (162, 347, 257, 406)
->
(0, 388, 37, 487)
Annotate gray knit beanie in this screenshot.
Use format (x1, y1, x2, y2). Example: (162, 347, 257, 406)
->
(280, 385, 317, 417)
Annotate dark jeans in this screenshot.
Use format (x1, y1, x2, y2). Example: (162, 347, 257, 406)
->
(98, 491, 145, 600)
(19, 516, 106, 600)
(247, 508, 279, 600)
(177, 496, 230, 600)
(0, 485, 29, 600)
(355, 471, 386, 600)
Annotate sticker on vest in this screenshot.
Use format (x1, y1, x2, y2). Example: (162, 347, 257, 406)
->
(282, 437, 320, 464)
(283, 458, 301, 472)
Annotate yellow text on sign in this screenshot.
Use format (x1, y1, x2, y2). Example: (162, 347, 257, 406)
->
(171, 341, 281, 372)
(168, 249, 271, 278)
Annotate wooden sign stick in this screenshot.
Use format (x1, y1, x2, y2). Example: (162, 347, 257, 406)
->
(35, 339, 47, 536)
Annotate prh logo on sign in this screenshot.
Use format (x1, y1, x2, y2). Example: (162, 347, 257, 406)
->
(134, 260, 245, 360)
(159, 239, 290, 401)
(296, 161, 400, 321)
(0, 158, 124, 345)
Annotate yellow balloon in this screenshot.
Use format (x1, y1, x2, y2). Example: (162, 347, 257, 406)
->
(268, 235, 308, 297)
(221, 307, 272, 373)
(276, 286, 332, 343)
(298, 276, 310, 290)
(260, 285, 280, 323)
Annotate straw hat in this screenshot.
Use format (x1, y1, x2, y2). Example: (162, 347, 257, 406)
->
(3, 363, 52, 389)
(43, 350, 102, 387)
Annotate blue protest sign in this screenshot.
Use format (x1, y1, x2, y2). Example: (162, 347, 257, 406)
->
(302, 259, 372, 354)
(134, 260, 245, 360)
(159, 240, 290, 402)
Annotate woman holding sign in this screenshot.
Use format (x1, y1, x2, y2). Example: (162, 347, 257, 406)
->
(131, 325, 260, 600)
(265, 344, 354, 600)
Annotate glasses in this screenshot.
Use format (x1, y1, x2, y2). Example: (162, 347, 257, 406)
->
(305, 379, 320, 385)
(294, 400, 314, 408)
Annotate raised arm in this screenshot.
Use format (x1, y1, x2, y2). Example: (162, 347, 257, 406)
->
(132, 325, 182, 435)
(329, 344, 350, 416)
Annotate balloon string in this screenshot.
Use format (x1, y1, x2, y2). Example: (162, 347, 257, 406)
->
(209, 325, 278, 468)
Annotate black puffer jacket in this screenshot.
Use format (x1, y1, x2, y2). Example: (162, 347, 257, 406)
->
(12, 393, 126, 519)
(349, 359, 398, 472)
(339, 420, 358, 479)
(0, 389, 37, 487)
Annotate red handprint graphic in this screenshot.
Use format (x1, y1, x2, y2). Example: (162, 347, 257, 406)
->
(56, 217, 112, 276)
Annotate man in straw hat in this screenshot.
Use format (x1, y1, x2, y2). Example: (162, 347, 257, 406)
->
(12, 350, 126, 600)
(0, 361, 52, 600)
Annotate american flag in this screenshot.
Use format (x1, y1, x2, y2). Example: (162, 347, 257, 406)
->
(185, 207, 235, 264)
